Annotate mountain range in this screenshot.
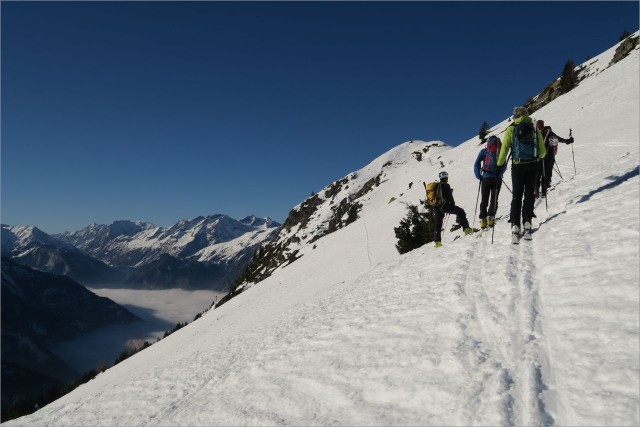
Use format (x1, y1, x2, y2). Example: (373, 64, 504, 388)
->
(1, 214, 280, 412)
(2, 214, 280, 290)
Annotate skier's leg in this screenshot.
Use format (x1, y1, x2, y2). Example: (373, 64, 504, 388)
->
(522, 163, 538, 225)
(434, 209, 444, 242)
(510, 165, 524, 227)
(452, 205, 470, 230)
(479, 180, 490, 219)
(545, 154, 555, 188)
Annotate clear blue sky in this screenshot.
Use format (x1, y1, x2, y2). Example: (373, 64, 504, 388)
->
(2, 1, 638, 234)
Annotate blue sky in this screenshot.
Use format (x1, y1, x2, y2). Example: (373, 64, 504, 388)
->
(2, 1, 638, 234)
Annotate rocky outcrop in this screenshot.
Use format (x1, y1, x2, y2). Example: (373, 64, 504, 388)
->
(226, 172, 382, 300)
(609, 34, 639, 66)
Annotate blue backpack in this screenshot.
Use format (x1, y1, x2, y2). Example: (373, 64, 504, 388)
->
(482, 136, 501, 174)
(512, 121, 538, 161)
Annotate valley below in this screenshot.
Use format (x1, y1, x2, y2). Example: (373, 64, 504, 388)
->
(50, 288, 224, 373)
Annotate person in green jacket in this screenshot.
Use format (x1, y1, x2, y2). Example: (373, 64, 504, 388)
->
(497, 107, 546, 240)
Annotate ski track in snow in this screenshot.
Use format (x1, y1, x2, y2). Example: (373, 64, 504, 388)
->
(363, 221, 373, 268)
(444, 222, 555, 427)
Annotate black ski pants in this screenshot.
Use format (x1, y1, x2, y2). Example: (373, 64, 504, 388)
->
(510, 162, 538, 227)
(536, 152, 555, 195)
(479, 178, 502, 219)
(434, 203, 470, 242)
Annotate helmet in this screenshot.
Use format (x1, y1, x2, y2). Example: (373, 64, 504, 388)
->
(439, 171, 449, 180)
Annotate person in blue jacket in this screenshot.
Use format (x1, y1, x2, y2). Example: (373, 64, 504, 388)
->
(474, 135, 506, 229)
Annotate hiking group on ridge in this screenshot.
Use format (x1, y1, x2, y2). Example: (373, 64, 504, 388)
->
(427, 106, 573, 246)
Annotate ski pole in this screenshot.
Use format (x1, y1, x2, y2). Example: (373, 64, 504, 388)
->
(554, 162, 564, 181)
(473, 180, 481, 229)
(570, 128, 576, 176)
(541, 159, 548, 212)
(491, 215, 496, 244)
(501, 179, 512, 194)
(491, 180, 499, 245)
(443, 213, 449, 238)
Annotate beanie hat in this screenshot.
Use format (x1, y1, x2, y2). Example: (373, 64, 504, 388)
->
(513, 106, 529, 118)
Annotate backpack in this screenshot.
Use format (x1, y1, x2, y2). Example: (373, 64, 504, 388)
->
(482, 137, 501, 174)
(512, 120, 538, 162)
(424, 181, 444, 207)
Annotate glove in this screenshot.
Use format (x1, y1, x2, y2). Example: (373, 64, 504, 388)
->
(566, 136, 574, 144)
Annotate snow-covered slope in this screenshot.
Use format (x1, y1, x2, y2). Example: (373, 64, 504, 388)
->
(9, 35, 639, 426)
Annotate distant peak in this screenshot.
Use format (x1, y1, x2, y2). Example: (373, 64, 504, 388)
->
(107, 220, 146, 238)
(240, 215, 281, 229)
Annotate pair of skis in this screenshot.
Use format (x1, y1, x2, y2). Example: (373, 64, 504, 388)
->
(511, 226, 536, 244)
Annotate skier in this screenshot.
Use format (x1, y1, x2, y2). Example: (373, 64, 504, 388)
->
(433, 171, 475, 247)
(474, 135, 507, 229)
(534, 119, 574, 198)
(497, 107, 546, 242)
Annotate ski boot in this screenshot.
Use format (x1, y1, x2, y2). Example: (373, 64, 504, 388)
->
(487, 216, 495, 228)
(434, 241, 443, 248)
(523, 222, 533, 240)
(480, 219, 487, 230)
(511, 225, 521, 244)
(464, 227, 479, 235)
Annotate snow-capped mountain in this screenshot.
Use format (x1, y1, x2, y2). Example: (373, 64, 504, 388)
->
(56, 215, 279, 267)
(54, 220, 156, 257)
(2, 216, 280, 290)
(55, 215, 280, 290)
(239, 215, 278, 228)
(1, 225, 124, 286)
(6, 33, 638, 426)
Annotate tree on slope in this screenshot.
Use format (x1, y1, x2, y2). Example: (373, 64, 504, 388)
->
(560, 60, 578, 94)
(394, 204, 435, 254)
(479, 121, 490, 145)
(619, 30, 631, 41)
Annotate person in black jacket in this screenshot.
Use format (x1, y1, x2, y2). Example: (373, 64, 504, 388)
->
(433, 171, 474, 247)
(535, 119, 574, 198)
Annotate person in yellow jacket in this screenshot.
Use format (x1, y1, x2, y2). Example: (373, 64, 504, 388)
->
(497, 107, 546, 241)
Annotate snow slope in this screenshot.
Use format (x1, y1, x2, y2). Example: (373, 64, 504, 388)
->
(7, 36, 639, 426)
